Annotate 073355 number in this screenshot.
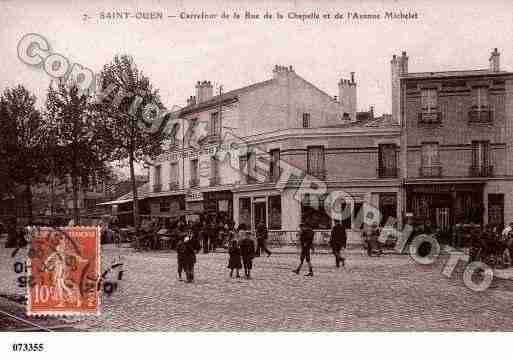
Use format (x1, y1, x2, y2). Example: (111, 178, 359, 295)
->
(11, 343, 44, 352)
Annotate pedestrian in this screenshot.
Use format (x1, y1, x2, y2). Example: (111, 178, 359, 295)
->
(176, 237, 186, 281)
(239, 230, 256, 279)
(227, 239, 242, 278)
(293, 222, 314, 276)
(255, 221, 272, 257)
(182, 232, 201, 283)
(330, 221, 347, 267)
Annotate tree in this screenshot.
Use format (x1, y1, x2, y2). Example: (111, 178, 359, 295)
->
(45, 80, 111, 224)
(93, 55, 169, 229)
(0, 85, 48, 223)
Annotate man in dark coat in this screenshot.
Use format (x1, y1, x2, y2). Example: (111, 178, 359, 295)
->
(176, 237, 186, 281)
(330, 221, 347, 267)
(255, 221, 272, 257)
(182, 232, 201, 283)
(239, 231, 256, 279)
(293, 222, 314, 276)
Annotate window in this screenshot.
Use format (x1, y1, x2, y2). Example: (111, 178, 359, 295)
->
(421, 88, 438, 113)
(190, 159, 198, 184)
(154, 165, 162, 191)
(170, 162, 179, 186)
(169, 123, 180, 148)
(154, 165, 161, 185)
(186, 118, 198, 146)
(302, 113, 310, 128)
(160, 199, 170, 212)
(268, 195, 282, 230)
(210, 112, 220, 136)
(378, 144, 398, 177)
(269, 149, 280, 181)
(247, 151, 256, 182)
(307, 146, 325, 179)
(471, 141, 491, 176)
(421, 142, 440, 177)
(472, 86, 489, 109)
(238, 198, 252, 230)
(210, 156, 219, 185)
(421, 142, 439, 167)
(239, 155, 248, 183)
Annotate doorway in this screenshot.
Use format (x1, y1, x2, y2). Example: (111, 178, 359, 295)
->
(253, 200, 267, 228)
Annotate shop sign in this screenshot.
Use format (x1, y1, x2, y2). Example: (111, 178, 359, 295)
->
(186, 190, 203, 202)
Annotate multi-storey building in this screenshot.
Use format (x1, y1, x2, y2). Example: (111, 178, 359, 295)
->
(396, 49, 513, 229)
(145, 65, 402, 235)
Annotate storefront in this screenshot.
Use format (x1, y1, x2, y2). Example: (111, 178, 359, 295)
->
(406, 182, 485, 228)
(203, 190, 233, 218)
(235, 189, 283, 231)
(149, 195, 185, 218)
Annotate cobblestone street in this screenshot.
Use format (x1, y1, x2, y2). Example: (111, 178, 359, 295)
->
(2, 244, 513, 331)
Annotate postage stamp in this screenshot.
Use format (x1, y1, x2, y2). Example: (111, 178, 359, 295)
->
(27, 226, 101, 316)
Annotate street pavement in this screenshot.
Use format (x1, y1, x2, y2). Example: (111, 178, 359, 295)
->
(1, 242, 513, 331)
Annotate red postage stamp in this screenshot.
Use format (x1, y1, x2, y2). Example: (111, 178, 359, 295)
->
(27, 227, 101, 316)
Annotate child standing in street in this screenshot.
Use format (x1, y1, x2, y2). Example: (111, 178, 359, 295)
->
(239, 231, 255, 279)
(227, 239, 242, 278)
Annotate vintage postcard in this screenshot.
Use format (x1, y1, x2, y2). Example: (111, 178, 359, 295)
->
(0, 0, 513, 357)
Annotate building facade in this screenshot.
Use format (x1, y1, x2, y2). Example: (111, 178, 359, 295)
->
(396, 49, 513, 229)
(145, 65, 402, 235)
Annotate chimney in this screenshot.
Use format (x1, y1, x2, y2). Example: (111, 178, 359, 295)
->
(195, 81, 214, 103)
(391, 52, 407, 125)
(338, 73, 357, 121)
(272, 64, 294, 80)
(370, 105, 374, 119)
(186, 96, 196, 106)
(400, 51, 408, 75)
(489, 48, 500, 72)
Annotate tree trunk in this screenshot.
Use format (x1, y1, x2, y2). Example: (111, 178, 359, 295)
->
(25, 182, 33, 224)
(129, 153, 139, 230)
(72, 175, 80, 225)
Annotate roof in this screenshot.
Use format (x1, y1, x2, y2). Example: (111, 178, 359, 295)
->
(403, 69, 513, 80)
(364, 114, 399, 128)
(97, 183, 151, 206)
(179, 79, 273, 115)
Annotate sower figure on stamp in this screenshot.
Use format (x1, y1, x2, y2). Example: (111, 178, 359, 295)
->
(255, 221, 272, 257)
(239, 230, 255, 279)
(330, 220, 347, 268)
(293, 222, 314, 277)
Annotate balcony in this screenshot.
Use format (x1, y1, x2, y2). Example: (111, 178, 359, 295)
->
(468, 107, 493, 124)
(168, 181, 179, 191)
(209, 177, 220, 187)
(153, 183, 162, 193)
(418, 111, 442, 125)
(189, 178, 199, 188)
(469, 165, 493, 177)
(307, 170, 326, 181)
(420, 165, 442, 177)
(377, 166, 398, 178)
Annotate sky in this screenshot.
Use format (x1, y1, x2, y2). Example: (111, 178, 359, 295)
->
(1, 0, 512, 118)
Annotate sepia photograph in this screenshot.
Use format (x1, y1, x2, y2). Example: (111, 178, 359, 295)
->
(0, 0, 513, 357)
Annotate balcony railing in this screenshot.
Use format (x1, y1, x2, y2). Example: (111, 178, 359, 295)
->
(420, 165, 442, 177)
(469, 165, 493, 177)
(168, 181, 179, 191)
(468, 108, 493, 124)
(153, 183, 162, 192)
(307, 170, 326, 180)
(209, 177, 220, 187)
(377, 166, 398, 178)
(418, 111, 442, 125)
(189, 178, 199, 188)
